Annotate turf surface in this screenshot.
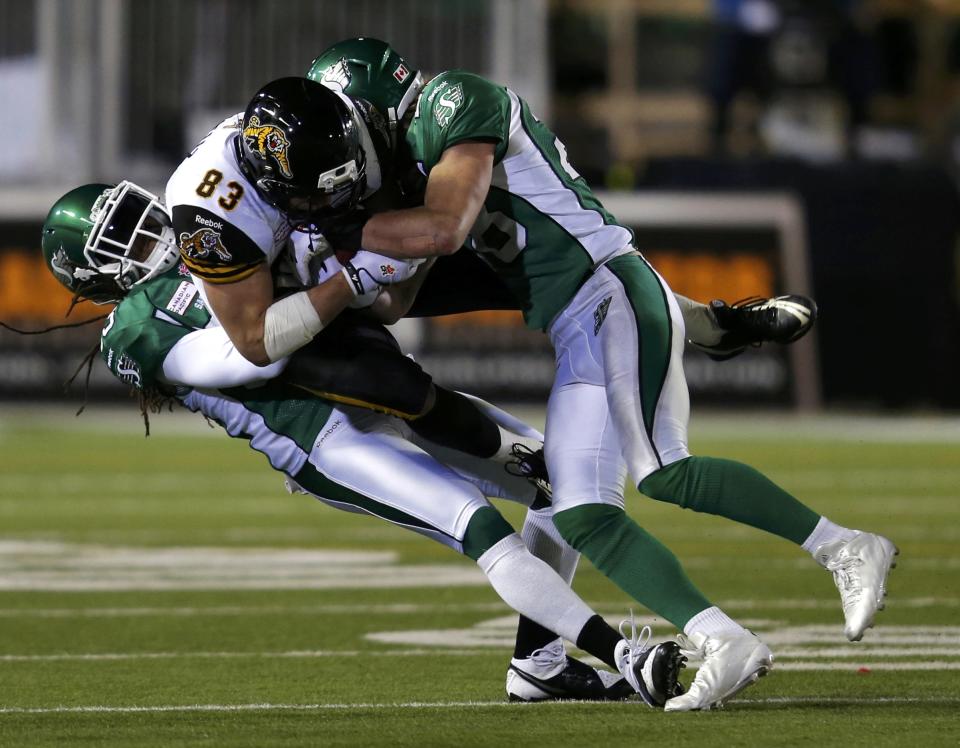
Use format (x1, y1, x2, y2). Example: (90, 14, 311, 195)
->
(1, 405, 958, 746)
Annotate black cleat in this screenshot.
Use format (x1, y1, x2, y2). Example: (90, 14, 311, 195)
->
(615, 615, 687, 708)
(507, 646, 634, 702)
(694, 294, 818, 361)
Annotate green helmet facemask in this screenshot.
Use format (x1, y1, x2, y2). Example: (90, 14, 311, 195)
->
(41, 181, 180, 304)
(307, 37, 424, 147)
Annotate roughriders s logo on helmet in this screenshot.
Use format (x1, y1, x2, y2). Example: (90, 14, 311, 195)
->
(243, 116, 293, 178)
(178, 228, 232, 262)
(319, 58, 352, 92)
(49, 246, 77, 285)
(393, 64, 410, 83)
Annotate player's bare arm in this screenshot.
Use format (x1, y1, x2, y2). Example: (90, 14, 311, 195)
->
(201, 265, 355, 367)
(365, 257, 438, 324)
(362, 141, 494, 258)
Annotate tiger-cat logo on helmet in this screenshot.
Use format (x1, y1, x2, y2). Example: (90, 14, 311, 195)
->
(178, 228, 232, 263)
(243, 116, 293, 178)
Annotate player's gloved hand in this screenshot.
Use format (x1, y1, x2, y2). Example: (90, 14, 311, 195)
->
(320, 207, 369, 258)
(341, 251, 424, 298)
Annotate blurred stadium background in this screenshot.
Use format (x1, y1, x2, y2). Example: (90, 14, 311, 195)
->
(1, 0, 958, 412)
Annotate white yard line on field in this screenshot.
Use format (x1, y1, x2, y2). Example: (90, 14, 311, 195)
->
(0, 602, 513, 618)
(0, 597, 954, 619)
(3, 648, 959, 671)
(2, 695, 960, 715)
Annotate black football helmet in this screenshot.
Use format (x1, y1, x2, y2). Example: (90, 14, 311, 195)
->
(238, 77, 380, 230)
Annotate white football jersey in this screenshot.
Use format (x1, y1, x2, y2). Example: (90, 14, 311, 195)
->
(165, 114, 292, 285)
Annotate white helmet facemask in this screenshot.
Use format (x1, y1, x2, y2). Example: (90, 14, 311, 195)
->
(85, 181, 180, 290)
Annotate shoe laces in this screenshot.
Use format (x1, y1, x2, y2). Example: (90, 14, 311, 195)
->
(528, 639, 566, 669)
(505, 443, 547, 480)
(618, 610, 652, 661)
(505, 444, 552, 498)
(825, 553, 864, 606)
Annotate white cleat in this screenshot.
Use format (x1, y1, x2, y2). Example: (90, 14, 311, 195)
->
(815, 532, 899, 642)
(664, 630, 773, 712)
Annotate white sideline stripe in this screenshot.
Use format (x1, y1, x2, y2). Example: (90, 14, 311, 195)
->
(2, 696, 960, 715)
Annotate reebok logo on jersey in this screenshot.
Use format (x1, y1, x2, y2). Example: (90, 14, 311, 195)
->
(179, 228, 232, 263)
(194, 214, 223, 231)
(594, 296, 612, 335)
(434, 83, 464, 128)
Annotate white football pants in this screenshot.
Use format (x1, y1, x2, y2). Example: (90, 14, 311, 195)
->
(545, 252, 692, 513)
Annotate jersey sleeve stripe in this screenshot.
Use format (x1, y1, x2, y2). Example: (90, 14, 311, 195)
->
(181, 256, 263, 283)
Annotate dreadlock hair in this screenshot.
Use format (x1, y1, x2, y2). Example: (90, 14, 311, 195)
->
(0, 297, 181, 436)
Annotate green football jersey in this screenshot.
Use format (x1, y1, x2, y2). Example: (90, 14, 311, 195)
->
(405, 70, 633, 330)
(99, 268, 334, 456)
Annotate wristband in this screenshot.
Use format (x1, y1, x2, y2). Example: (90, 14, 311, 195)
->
(262, 291, 324, 362)
(341, 263, 366, 297)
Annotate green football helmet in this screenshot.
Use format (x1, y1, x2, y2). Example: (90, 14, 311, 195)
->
(41, 181, 180, 304)
(307, 37, 424, 146)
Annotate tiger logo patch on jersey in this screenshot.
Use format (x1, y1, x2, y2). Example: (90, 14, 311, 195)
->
(243, 116, 293, 178)
(179, 228, 232, 263)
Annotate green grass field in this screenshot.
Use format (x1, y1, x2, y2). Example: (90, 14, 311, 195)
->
(1, 404, 958, 746)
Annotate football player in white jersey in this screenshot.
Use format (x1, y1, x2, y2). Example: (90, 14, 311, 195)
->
(282, 39, 899, 711)
(40, 180, 693, 706)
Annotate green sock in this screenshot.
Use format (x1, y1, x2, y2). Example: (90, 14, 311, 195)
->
(462, 506, 515, 561)
(553, 504, 712, 629)
(639, 456, 820, 546)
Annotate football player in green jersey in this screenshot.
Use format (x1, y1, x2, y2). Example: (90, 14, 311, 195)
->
(306, 37, 814, 360)
(290, 38, 899, 711)
(39, 180, 691, 706)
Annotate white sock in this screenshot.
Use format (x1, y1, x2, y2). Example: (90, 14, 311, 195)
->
(493, 428, 541, 464)
(520, 507, 580, 584)
(674, 294, 723, 346)
(477, 534, 593, 644)
(458, 392, 544, 441)
(684, 606, 746, 637)
(801, 517, 858, 554)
